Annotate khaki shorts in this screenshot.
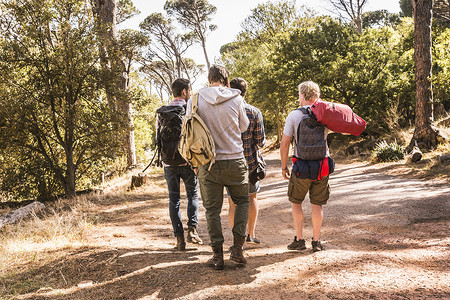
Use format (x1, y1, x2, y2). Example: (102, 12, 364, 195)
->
(288, 175, 330, 205)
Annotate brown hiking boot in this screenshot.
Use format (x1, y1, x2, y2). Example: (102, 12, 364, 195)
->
(207, 245, 224, 270)
(175, 235, 186, 251)
(187, 226, 203, 244)
(230, 235, 247, 265)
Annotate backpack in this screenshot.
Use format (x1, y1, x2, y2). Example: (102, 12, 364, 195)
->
(311, 99, 366, 136)
(296, 107, 327, 161)
(156, 104, 186, 166)
(292, 156, 335, 180)
(178, 93, 216, 170)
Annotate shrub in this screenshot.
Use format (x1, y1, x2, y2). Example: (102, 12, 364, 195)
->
(371, 140, 405, 162)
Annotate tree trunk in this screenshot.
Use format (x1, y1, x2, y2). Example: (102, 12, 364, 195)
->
(409, 0, 439, 151)
(119, 94, 137, 166)
(65, 154, 76, 197)
(354, 14, 363, 34)
(65, 93, 77, 197)
(276, 113, 282, 144)
(201, 35, 210, 70)
(96, 0, 136, 167)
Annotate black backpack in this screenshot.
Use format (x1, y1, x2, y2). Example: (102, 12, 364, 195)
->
(296, 107, 327, 161)
(156, 105, 186, 166)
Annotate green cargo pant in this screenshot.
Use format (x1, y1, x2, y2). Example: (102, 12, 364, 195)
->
(197, 158, 249, 247)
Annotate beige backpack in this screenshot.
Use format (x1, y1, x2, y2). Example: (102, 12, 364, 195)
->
(178, 93, 216, 170)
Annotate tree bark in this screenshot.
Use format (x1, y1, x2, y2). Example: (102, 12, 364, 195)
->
(409, 0, 439, 151)
(0, 202, 45, 229)
(200, 35, 210, 70)
(95, 0, 136, 167)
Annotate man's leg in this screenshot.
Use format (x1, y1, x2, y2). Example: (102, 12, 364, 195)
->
(197, 162, 225, 270)
(309, 176, 329, 252)
(247, 193, 258, 239)
(291, 202, 304, 239)
(181, 166, 202, 244)
(227, 172, 249, 238)
(197, 163, 225, 247)
(311, 204, 323, 241)
(163, 166, 185, 250)
(226, 158, 249, 264)
(228, 197, 235, 228)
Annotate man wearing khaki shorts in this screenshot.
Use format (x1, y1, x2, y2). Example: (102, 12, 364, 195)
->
(280, 81, 330, 252)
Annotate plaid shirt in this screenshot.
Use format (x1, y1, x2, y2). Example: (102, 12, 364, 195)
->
(242, 103, 265, 172)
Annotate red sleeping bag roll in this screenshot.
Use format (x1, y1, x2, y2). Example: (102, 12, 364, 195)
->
(311, 99, 367, 136)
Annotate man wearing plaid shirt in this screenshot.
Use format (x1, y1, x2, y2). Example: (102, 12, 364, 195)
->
(228, 78, 266, 244)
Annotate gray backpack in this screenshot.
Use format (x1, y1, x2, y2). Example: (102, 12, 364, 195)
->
(296, 107, 327, 161)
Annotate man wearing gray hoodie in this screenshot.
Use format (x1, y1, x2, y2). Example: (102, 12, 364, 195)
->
(187, 64, 250, 270)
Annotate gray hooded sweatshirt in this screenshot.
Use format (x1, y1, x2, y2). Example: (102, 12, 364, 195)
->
(186, 86, 249, 161)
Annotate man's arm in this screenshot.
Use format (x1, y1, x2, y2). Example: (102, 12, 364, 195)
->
(254, 109, 266, 148)
(280, 134, 292, 180)
(238, 99, 250, 133)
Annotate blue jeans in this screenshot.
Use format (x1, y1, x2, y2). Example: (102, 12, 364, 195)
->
(164, 166, 199, 237)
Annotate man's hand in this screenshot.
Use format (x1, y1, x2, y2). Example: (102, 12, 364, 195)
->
(280, 134, 292, 181)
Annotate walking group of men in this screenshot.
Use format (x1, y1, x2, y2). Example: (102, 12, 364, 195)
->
(157, 64, 331, 270)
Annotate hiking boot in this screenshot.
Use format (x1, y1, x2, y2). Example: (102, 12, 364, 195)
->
(312, 240, 324, 252)
(175, 235, 186, 251)
(246, 234, 261, 245)
(207, 245, 224, 270)
(187, 226, 203, 244)
(287, 236, 306, 250)
(230, 235, 247, 264)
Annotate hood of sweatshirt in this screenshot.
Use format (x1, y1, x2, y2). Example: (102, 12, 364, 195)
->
(198, 86, 241, 105)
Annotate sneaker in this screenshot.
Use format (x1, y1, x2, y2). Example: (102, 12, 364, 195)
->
(287, 236, 306, 250)
(187, 226, 203, 244)
(312, 240, 324, 252)
(246, 234, 261, 245)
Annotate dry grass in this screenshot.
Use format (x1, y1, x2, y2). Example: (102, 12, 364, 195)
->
(0, 166, 162, 270)
(0, 193, 108, 298)
(0, 197, 97, 275)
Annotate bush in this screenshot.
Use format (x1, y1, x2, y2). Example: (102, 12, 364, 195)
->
(371, 140, 405, 162)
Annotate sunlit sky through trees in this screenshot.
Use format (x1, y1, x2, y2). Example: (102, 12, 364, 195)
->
(120, 0, 402, 89)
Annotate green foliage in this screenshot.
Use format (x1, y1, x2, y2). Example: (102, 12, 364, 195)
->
(139, 12, 202, 101)
(433, 27, 450, 111)
(222, 11, 450, 137)
(222, 0, 312, 139)
(128, 72, 161, 163)
(362, 10, 401, 29)
(164, 0, 217, 36)
(399, 0, 412, 17)
(0, 0, 126, 199)
(371, 140, 405, 162)
(117, 0, 140, 24)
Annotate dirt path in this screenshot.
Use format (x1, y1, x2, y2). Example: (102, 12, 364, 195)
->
(15, 152, 450, 299)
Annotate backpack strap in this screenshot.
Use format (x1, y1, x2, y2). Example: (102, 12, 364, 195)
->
(191, 93, 199, 113)
(297, 106, 316, 119)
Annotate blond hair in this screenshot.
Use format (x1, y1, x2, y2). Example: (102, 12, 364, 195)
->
(298, 81, 320, 101)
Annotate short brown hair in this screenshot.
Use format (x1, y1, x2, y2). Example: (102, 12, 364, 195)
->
(230, 78, 248, 97)
(208, 64, 229, 86)
(171, 78, 190, 97)
(298, 81, 320, 101)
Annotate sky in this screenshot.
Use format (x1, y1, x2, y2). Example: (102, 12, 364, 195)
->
(120, 0, 402, 89)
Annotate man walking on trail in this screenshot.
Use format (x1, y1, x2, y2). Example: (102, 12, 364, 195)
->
(280, 81, 331, 252)
(187, 65, 250, 270)
(157, 78, 203, 251)
(227, 78, 265, 245)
